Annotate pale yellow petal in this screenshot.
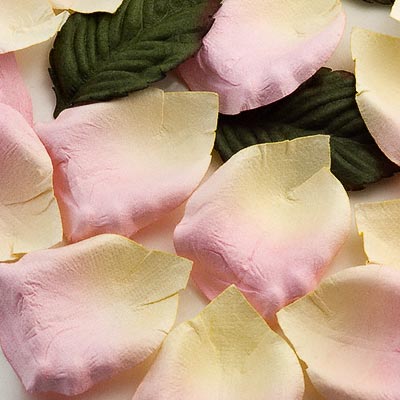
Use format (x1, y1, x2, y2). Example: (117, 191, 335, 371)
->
(391, 0, 400, 21)
(50, 0, 123, 13)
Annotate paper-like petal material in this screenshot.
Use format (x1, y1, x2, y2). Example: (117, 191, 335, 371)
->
(134, 285, 305, 400)
(0, 104, 62, 261)
(391, 0, 400, 21)
(0, 53, 33, 125)
(36, 88, 218, 243)
(0, 234, 192, 396)
(0, 0, 68, 54)
(278, 265, 400, 400)
(356, 200, 400, 268)
(174, 135, 351, 320)
(352, 28, 400, 165)
(50, 0, 123, 13)
(178, 0, 345, 115)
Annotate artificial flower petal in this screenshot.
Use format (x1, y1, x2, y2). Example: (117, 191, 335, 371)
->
(36, 88, 218, 243)
(0, 0, 68, 54)
(0, 53, 33, 125)
(134, 285, 305, 400)
(178, 0, 345, 115)
(391, 0, 400, 21)
(0, 234, 192, 396)
(352, 28, 400, 165)
(174, 135, 351, 320)
(50, 0, 123, 13)
(0, 103, 62, 261)
(278, 265, 400, 400)
(355, 199, 400, 267)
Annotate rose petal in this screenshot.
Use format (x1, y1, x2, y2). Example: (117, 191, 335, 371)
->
(0, 104, 62, 261)
(278, 265, 400, 400)
(178, 0, 345, 115)
(174, 135, 351, 320)
(355, 199, 400, 267)
(133, 285, 304, 400)
(0, 53, 33, 125)
(0, 0, 68, 54)
(50, 0, 123, 13)
(391, 0, 400, 21)
(36, 88, 218, 243)
(0, 234, 192, 396)
(352, 28, 400, 165)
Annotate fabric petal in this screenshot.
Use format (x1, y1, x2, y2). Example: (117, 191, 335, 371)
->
(0, 0, 68, 54)
(174, 135, 351, 320)
(36, 88, 218, 243)
(278, 265, 400, 400)
(0, 234, 192, 396)
(356, 199, 400, 268)
(391, 0, 400, 21)
(352, 28, 400, 165)
(50, 0, 123, 13)
(0, 104, 62, 261)
(0, 53, 33, 125)
(178, 0, 345, 115)
(133, 285, 304, 400)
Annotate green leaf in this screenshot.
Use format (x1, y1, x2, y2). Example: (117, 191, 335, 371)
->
(50, 0, 219, 117)
(216, 68, 399, 191)
(361, 0, 394, 4)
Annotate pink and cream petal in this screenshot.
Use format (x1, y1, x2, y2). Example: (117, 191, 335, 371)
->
(0, 104, 62, 261)
(36, 88, 218, 243)
(0, 234, 192, 396)
(133, 285, 304, 400)
(278, 265, 400, 400)
(0, 0, 68, 54)
(352, 28, 400, 165)
(355, 199, 400, 268)
(174, 135, 351, 321)
(178, 0, 345, 115)
(0, 53, 33, 125)
(50, 0, 123, 13)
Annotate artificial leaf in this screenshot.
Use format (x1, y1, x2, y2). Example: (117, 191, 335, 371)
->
(134, 285, 305, 400)
(361, 0, 394, 4)
(49, 0, 219, 117)
(0, 234, 192, 396)
(216, 68, 399, 190)
(174, 135, 351, 321)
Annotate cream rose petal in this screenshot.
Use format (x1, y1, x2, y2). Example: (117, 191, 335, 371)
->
(278, 265, 400, 400)
(355, 199, 400, 268)
(352, 28, 400, 165)
(174, 135, 351, 320)
(50, 0, 123, 13)
(0, 103, 62, 261)
(0, 234, 192, 396)
(178, 0, 345, 115)
(391, 0, 400, 21)
(133, 285, 304, 400)
(0, 0, 69, 54)
(36, 88, 218, 243)
(0, 53, 33, 125)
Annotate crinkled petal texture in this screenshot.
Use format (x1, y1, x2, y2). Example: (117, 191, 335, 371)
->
(352, 28, 400, 165)
(356, 200, 400, 268)
(0, 53, 33, 125)
(36, 88, 218, 243)
(0, 234, 192, 396)
(278, 265, 400, 400)
(50, 0, 123, 13)
(133, 285, 304, 400)
(178, 0, 345, 115)
(0, 104, 62, 261)
(0, 0, 68, 53)
(174, 135, 351, 320)
(391, 0, 400, 21)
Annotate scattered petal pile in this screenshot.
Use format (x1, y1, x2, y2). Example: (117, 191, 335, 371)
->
(179, 0, 346, 114)
(134, 285, 305, 400)
(50, 0, 124, 13)
(36, 88, 218, 243)
(174, 135, 351, 320)
(0, 234, 192, 396)
(356, 199, 400, 267)
(278, 265, 400, 400)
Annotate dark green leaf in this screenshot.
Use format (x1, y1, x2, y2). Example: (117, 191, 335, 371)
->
(361, 0, 394, 4)
(216, 68, 399, 191)
(50, 0, 219, 117)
